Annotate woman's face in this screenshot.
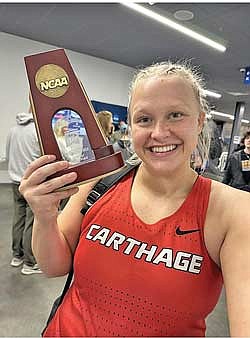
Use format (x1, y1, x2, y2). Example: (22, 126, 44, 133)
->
(129, 75, 204, 175)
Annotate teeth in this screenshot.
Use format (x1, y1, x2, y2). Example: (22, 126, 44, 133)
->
(151, 145, 177, 153)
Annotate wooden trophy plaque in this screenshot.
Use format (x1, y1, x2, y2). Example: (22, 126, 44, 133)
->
(24, 49, 124, 190)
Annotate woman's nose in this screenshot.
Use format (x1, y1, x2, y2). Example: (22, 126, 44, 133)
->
(151, 121, 171, 139)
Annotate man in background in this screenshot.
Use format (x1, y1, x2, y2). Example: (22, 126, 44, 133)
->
(6, 108, 42, 275)
(222, 131, 250, 192)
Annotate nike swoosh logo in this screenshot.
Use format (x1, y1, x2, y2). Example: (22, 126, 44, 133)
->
(176, 226, 200, 236)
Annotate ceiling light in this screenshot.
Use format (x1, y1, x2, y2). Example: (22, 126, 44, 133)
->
(174, 10, 194, 21)
(204, 90, 222, 99)
(210, 110, 249, 123)
(121, 3, 226, 52)
(210, 111, 233, 119)
(227, 91, 250, 97)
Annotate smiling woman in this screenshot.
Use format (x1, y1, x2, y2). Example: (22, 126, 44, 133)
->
(127, 61, 210, 172)
(19, 60, 250, 337)
(130, 76, 204, 175)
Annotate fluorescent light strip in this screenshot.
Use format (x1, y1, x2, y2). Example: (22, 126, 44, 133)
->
(204, 90, 222, 99)
(210, 111, 232, 118)
(121, 3, 226, 52)
(210, 110, 249, 123)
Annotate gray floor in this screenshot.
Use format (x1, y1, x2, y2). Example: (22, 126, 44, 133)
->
(0, 183, 230, 337)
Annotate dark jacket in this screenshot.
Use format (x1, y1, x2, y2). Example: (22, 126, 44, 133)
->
(222, 150, 250, 191)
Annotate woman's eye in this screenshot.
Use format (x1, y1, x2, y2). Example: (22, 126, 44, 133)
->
(136, 116, 151, 124)
(169, 112, 183, 120)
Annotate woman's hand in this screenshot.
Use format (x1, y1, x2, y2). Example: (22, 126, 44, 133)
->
(19, 154, 79, 224)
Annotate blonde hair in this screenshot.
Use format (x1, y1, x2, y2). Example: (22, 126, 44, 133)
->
(127, 61, 211, 170)
(53, 118, 68, 137)
(96, 110, 113, 138)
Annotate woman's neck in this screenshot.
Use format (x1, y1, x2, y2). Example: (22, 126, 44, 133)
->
(136, 163, 198, 198)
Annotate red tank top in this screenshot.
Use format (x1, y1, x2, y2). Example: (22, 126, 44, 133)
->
(44, 171, 223, 337)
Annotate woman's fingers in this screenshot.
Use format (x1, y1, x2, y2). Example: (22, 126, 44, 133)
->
(23, 156, 71, 186)
(20, 154, 78, 199)
(22, 155, 56, 179)
(53, 186, 79, 201)
(29, 161, 70, 186)
(41, 186, 79, 206)
(37, 172, 78, 194)
(18, 155, 80, 224)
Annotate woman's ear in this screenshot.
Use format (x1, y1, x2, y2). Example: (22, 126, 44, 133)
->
(198, 111, 205, 134)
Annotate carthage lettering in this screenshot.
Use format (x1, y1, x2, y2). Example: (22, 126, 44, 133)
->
(86, 224, 203, 274)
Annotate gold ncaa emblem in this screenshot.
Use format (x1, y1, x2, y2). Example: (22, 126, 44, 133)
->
(35, 64, 69, 98)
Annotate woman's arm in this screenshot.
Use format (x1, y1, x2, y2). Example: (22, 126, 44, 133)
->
(20, 155, 97, 277)
(219, 188, 250, 336)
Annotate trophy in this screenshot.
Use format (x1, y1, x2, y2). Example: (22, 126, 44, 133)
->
(24, 49, 124, 190)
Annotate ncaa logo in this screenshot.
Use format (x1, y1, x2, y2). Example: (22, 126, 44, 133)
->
(35, 64, 69, 98)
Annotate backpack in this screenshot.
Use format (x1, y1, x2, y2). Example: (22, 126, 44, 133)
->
(42, 163, 137, 335)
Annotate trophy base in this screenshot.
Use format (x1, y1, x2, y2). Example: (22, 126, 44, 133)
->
(50, 151, 125, 191)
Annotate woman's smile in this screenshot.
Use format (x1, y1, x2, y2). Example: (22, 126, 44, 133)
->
(150, 144, 177, 153)
(145, 143, 180, 159)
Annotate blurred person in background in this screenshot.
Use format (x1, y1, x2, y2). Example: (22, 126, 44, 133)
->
(119, 120, 128, 133)
(116, 121, 133, 161)
(222, 130, 250, 192)
(6, 108, 42, 275)
(96, 110, 114, 141)
(97, 110, 131, 161)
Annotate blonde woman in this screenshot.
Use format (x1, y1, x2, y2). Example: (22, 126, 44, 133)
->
(96, 110, 114, 140)
(96, 110, 131, 161)
(20, 61, 250, 337)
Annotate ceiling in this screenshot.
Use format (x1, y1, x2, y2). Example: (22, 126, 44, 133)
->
(1, 2, 250, 122)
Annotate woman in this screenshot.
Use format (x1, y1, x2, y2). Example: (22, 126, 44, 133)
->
(96, 110, 114, 140)
(20, 61, 250, 336)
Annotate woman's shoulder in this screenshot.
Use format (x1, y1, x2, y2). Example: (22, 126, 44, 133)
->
(204, 179, 250, 268)
(211, 179, 248, 196)
(209, 180, 250, 222)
